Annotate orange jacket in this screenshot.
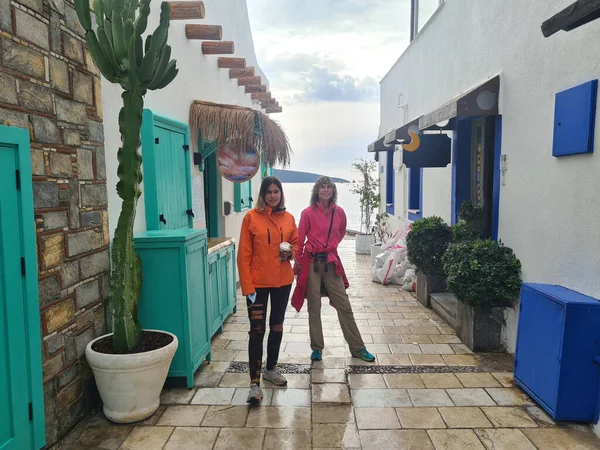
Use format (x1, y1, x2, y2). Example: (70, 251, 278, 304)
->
(237, 207, 298, 295)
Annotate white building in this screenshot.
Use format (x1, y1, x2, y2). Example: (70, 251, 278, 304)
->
(372, 0, 600, 354)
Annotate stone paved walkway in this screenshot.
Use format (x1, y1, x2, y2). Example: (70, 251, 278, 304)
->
(55, 239, 600, 449)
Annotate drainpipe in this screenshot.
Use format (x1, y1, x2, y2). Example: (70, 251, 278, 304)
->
(410, 0, 418, 41)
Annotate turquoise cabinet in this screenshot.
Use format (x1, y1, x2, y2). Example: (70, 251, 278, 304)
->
(135, 229, 211, 388)
(207, 243, 237, 337)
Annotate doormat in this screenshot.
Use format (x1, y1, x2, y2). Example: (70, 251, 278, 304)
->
(227, 362, 312, 374)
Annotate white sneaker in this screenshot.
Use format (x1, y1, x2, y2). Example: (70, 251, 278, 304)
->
(263, 367, 288, 386)
(247, 383, 263, 404)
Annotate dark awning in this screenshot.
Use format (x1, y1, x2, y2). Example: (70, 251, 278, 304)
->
(367, 135, 388, 153)
(367, 117, 421, 153)
(402, 134, 451, 169)
(542, 0, 600, 37)
(418, 75, 500, 130)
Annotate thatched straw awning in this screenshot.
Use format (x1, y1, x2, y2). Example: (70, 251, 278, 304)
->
(189, 100, 291, 167)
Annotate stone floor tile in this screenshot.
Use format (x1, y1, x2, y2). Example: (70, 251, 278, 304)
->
(210, 349, 238, 361)
(522, 428, 600, 449)
(190, 387, 235, 405)
(410, 326, 441, 335)
(410, 355, 447, 366)
(348, 374, 387, 389)
(383, 326, 414, 334)
(427, 429, 485, 450)
(525, 406, 556, 427)
(408, 389, 454, 407)
(194, 370, 223, 388)
(450, 343, 473, 354)
(394, 319, 423, 327)
(223, 323, 244, 331)
(372, 334, 405, 344)
(443, 355, 478, 366)
(419, 344, 455, 355)
(491, 372, 515, 387)
(313, 423, 361, 448)
(213, 428, 265, 450)
(66, 425, 133, 450)
(355, 407, 402, 429)
(201, 405, 249, 427)
(218, 373, 251, 388)
(271, 389, 312, 407)
(396, 407, 446, 429)
(402, 335, 434, 344)
(201, 361, 231, 372)
(312, 405, 355, 423)
(323, 346, 349, 357)
(384, 374, 425, 388)
(283, 342, 312, 354)
(390, 344, 423, 354)
(475, 429, 536, 450)
(358, 326, 385, 334)
(160, 388, 196, 405)
(217, 331, 248, 341)
(246, 406, 311, 428)
(119, 426, 174, 450)
(430, 335, 462, 344)
(446, 389, 496, 406)
(481, 407, 538, 428)
(352, 388, 412, 407)
(455, 373, 501, 388)
(312, 369, 346, 383)
(263, 429, 312, 450)
(346, 355, 380, 365)
(230, 387, 273, 406)
(263, 374, 310, 389)
(311, 356, 347, 369)
(377, 354, 413, 365)
(403, 312, 430, 319)
(369, 319, 397, 326)
(367, 343, 392, 353)
(359, 430, 435, 450)
(313, 383, 351, 404)
(485, 388, 534, 406)
(164, 427, 220, 450)
(419, 373, 462, 389)
(211, 339, 231, 349)
(156, 405, 208, 427)
(438, 407, 493, 428)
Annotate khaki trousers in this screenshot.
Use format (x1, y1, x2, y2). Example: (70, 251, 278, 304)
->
(307, 263, 365, 352)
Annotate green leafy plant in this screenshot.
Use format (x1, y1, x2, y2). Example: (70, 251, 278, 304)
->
(406, 216, 452, 276)
(75, 0, 178, 351)
(372, 212, 392, 244)
(350, 159, 379, 233)
(458, 200, 484, 223)
(443, 239, 522, 308)
(452, 221, 481, 243)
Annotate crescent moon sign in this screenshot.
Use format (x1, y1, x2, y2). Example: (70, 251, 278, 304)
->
(401, 132, 420, 152)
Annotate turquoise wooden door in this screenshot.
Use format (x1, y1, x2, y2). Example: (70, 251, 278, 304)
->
(207, 257, 221, 335)
(0, 145, 33, 450)
(186, 239, 211, 368)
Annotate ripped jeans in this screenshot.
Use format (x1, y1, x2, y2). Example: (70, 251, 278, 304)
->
(247, 284, 292, 384)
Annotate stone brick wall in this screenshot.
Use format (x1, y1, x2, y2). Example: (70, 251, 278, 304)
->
(0, 0, 109, 445)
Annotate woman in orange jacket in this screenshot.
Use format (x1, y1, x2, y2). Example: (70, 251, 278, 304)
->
(237, 176, 298, 404)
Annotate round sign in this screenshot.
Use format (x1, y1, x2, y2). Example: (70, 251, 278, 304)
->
(217, 142, 261, 183)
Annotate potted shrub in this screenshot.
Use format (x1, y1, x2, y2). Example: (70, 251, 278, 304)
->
(75, 0, 179, 423)
(406, 216, 452, 307)
(458, 200, 486, 236)
(443, 239, 522, 352)
(371, 212, 391, 266)
(350, 159, 379, 254)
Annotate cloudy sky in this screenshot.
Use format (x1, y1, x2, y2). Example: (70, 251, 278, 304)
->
(246, 0, 415, 181)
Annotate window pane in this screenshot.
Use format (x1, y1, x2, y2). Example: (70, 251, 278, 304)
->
(417, 0, 441, 32)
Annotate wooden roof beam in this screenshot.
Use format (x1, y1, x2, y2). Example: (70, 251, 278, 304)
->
(266, 106, 283, 114)
(218, 58, 246, 69)
(202, 41, 234, 55)
(229, 67, 255, 78)
(251, 92, 272, 101)
(238, 76, 261, 86)
(245, 85, 267, 93)
(186, 24, 222, 40)
(169, 2, 205, 20)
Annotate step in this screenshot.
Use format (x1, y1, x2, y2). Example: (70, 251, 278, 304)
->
(430, 292, 458, 330)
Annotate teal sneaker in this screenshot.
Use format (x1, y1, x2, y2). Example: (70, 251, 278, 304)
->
(310, 350, 322, 361)
(351, 348, 375, 362)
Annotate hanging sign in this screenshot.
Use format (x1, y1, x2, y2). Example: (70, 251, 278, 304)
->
(217, 142, 261, 183)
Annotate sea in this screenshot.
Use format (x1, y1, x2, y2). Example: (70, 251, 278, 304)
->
(281, 182, 363, 233)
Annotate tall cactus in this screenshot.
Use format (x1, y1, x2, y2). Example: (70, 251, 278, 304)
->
(75, 0, 178, 351)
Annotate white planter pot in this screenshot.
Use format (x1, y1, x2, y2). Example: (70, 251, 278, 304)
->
(371, 244, 383, 266)
(355, 233, 374, 254)
(86, 330, 178, 423)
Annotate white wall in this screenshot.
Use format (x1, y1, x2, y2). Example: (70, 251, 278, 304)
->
(422, 167, 451, 223)
(103, 0, 267, 249)
(380, 0, 600, 360)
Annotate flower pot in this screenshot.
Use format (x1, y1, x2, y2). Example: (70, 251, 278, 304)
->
(355, 233, 374, 254)
(86, 330, 178, 423)
(371, 243, 383, 266)
(456, 302, 506, 352)
(416, 271, 446, 308)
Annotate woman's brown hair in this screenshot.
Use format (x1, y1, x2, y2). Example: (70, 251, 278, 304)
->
(255, 176, 286, 211)
(310, 176, 338, 207)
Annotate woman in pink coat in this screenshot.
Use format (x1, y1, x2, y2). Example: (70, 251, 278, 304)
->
(292, 176, 375, 362)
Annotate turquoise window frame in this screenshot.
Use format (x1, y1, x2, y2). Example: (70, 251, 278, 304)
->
(0, 125, 46, 449)
(234, 179, 253, 212)
(141, 109, 193, 230)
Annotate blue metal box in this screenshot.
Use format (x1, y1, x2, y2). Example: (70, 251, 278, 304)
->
(514, 283, 600, 422)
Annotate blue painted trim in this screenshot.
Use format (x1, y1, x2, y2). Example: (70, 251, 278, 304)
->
(451, 117, 473, 224)
(0, 125, 46, 449)
(141, 109, 193, 230)
(386, 149, 395, 215)
(408, 168, 423, 221)
(492, 116, 502, 241)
